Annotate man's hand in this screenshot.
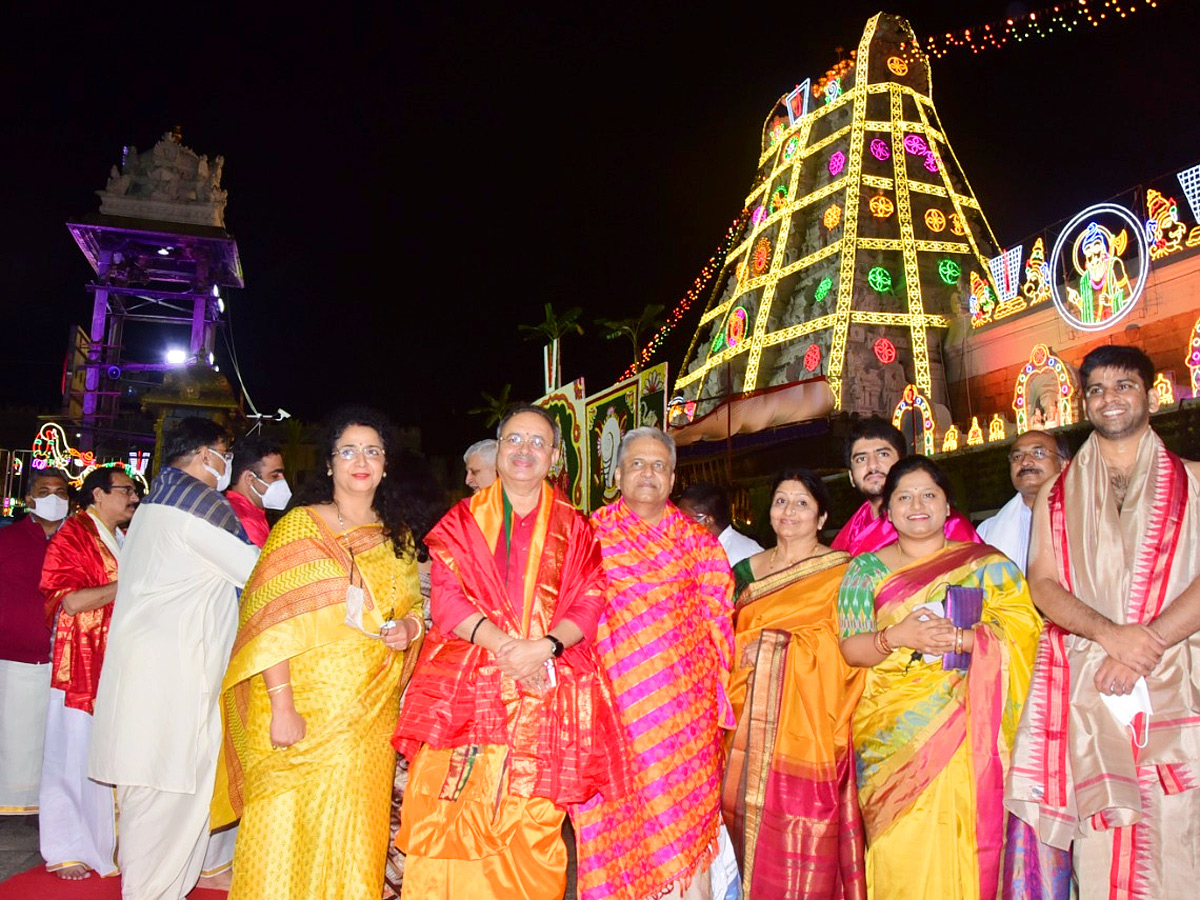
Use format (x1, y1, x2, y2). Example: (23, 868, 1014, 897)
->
(494, 638, 554, 680)
(1095, 657, 1142, 695)
(1096, 622, 1166, 676)
(270, 706, 306, 748)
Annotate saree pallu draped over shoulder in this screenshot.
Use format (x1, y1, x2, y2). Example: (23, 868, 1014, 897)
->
(838, 543, 1041, 900)
(214, 507, 423, 900)
(722, 550, 867, 900)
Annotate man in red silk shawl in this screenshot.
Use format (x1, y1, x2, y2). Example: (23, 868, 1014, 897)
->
(394, 405, 627, 900)
(1007, 346, 1200, 900)
(831, 417, 978, 555)
(574, 427, 737, 900)
(38, 466, 139, 880)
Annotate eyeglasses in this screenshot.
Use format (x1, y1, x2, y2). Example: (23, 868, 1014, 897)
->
(108, 485, 139, 497)
(334, 445, 385, 461)
(1008, 446, 1060, 464)
(205, 447, 234, 463)
(499, 433, 552, 451)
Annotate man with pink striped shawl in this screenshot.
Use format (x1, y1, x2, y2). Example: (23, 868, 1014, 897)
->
(1006, 346, 1200, 900)
(574, 427, 739, 900)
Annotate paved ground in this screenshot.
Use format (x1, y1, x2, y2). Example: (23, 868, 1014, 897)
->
(0, 815, 41, 884)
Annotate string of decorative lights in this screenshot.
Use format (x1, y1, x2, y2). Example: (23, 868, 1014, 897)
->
(924, 0, 1161, 59)
(619, 212, 748, 381)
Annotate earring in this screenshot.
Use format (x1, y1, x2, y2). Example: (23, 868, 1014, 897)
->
(326, 470, 332, 476)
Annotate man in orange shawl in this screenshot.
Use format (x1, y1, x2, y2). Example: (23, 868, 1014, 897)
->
(574, 427, 737, 900)
(38, 465, 140, 880)
(1007, 346, 1200, 900)
(393, 405, 627, 900)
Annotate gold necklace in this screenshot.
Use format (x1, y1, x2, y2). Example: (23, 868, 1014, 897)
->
(771, 541, 817, 570)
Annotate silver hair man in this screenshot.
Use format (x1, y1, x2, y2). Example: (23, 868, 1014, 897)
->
(463, 439, 498, 493)
(616, 426, 676, 469)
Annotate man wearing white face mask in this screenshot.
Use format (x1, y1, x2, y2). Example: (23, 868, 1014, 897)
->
(90, 418, 259, 899)
(0, 467, 70, 818)
(225, 436, 290, 548)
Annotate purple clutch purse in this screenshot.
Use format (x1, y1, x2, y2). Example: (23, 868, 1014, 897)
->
(943, 585, 983, 670)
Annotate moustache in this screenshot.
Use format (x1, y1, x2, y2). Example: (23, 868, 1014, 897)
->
(1018, 466, 1040, 477)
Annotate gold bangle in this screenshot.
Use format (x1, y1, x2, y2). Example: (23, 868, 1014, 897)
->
(954, 627, 965, 655)
(875, 626, 893, 655)
(405, 615, 425, 641)
(266, 682, 290, 695)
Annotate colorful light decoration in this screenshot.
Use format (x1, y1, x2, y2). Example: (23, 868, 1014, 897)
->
(828, 152, 846, 176)
(803, 343, 821, 371)
(751, 205, 767, 226)
(769, 184, 789, 214)
(823, 204, 842, 230)
(937, 258, 961, 285)
(868, 267, 893, 293)
(987, 245, 1028, 320)
(869, 195, 894, 218)
(892, 384, 937, 456)
(873, 338, 897, 364)
(1179, 163, 1200, 219)
(886, 56, 908, 76)
(923, 152, 939, 173)
(925, 209, 946, 232)
(950, 213, 967, 236)
(784, 136, 801, 161)
(753, 237, 772, 274)
(968, 270, 996, 326)
(814, 277, 833, 302)
(1188, 317, 1200, 397)
(1048, 202, 1150, 333)
(988, 414, 1006, 442)
(903, 134, 928, 155)
(726, 306, 748, 349)
(1153, 372, 1175, 406)
(1021, 237, 1053, 306)
(869, 138, 890, 161)
(966, 416, 985, 446)
(1012, 343, 1077, 433)
(28, 423, 145, 491)
(824, 77, 842, 103)
(942, 425, 960, 453)
(1145, 188, 1188, 260)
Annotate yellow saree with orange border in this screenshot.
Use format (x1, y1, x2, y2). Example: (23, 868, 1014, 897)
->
(213, 507, 422, 900)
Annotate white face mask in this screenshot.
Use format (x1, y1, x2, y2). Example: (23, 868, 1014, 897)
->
(202, 449, 232, 493)
(253, 475, 292, 511)
(32, 494, 69, 522)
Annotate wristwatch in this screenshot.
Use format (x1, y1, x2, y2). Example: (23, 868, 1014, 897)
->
(544, 634, 565, 658)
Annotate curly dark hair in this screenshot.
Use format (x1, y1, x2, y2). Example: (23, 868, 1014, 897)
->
(294, 405, 417, 559)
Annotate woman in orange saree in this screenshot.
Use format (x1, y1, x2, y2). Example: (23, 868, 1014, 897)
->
(836, 457, 1041, 900)
(723, 469, 867, 900)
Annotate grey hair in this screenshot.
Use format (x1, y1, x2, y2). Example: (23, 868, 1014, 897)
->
(463, 439, 498, 464)
(616, 427, 676, 468)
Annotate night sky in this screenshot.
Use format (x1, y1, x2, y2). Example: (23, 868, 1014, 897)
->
(6, 2, 1200, 457)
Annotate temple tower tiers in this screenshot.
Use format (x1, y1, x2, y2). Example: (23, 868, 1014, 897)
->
(676, 13, 1002, 420)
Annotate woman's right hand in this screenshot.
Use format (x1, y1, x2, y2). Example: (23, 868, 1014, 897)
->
(270, 706, 306, 749)
(890, 608, 956, 656)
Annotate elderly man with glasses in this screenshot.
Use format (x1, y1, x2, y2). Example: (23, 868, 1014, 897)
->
(977, 430, 1071, 573)
(89, 418, 259, 899)
(394, 403, 627, 900)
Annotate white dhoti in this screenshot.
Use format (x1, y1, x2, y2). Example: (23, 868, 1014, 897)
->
(0, 659, 50, 814)
(38, 689, 118, 874)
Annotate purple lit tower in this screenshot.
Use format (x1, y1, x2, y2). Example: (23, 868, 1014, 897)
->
(65, 128, 243, 453)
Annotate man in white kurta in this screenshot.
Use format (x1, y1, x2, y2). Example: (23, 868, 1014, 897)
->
(89, 419, 258, 899)
(977, 430, 1069, 573)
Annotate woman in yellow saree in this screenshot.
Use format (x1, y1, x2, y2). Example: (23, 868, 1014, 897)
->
(836, 457, 1041, 900)
(214, 408, 426, 900)
(723, 469, 867, 900)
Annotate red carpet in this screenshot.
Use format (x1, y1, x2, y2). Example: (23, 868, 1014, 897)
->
(0, 867, 226, 899)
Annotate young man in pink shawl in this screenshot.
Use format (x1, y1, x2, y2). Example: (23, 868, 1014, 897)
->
(1006, 345, 1200, 900)
(831, 416, 979, 555)
(574, 427, 739, 900)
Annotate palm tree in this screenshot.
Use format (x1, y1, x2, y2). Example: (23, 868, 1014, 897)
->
(468, 383, 513, 428)
(519, 304, 584, 392)
(595, 304, 665, 374)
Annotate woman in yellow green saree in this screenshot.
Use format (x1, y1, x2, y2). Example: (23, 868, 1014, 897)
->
(836, 457, 1041, 900)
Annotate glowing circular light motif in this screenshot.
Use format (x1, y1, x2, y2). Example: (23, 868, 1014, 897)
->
(814, 277, 833, 301)
(887, 56, 908, 76)
(1048, 202, 1151, 332)
(828, 152, 846, 176)
(903, 134, 928, 155)
(825, 78, 842, 103)
(751, 205, 767, 226)
(803, 344, 821, 372)
(923, 152, 939, 172)
(869, 195, 894, 218)
(950, 213, 967, 236)
(753, 237, 772, 274)
(769, 185, 788, 215)
(868, 267, 893, 293)
(1031, 344, 1048, 367)
(726, 307, 748, 349)
(783, 136, 800, 161)
(924, 209, 946, 232)
(869, 139, 890, 161)
(823, 204, 842, 230)
(874, 338, 897, 364)
(937, 258, 961, 284)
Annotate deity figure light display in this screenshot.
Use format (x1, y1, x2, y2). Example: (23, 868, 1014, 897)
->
(1066, 222, 1132, 326)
